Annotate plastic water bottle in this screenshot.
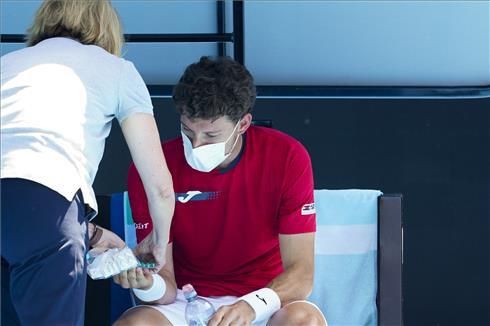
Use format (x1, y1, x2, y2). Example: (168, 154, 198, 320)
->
(183, 284, 216, 326)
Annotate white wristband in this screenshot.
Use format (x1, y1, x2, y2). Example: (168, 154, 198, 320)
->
(132, 274, 166, 302)
(238, 288, 281, 322)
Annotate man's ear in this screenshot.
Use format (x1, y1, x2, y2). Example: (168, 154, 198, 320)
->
(239, 113, 252, 134)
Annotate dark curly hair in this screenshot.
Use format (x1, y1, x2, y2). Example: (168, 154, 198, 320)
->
(172, 56, 256, 122)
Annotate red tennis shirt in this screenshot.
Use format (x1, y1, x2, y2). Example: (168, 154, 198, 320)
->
(127, 126, 316, 296)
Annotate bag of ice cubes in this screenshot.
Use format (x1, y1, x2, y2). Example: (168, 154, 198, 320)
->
(86, 246, 139, 280)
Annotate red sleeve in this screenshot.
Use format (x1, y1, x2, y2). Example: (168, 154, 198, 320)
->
(127, 163, 153, 243)
(278, 142, 316, 234)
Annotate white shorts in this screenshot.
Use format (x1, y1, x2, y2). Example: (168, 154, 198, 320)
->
(135, 290, 327, 326)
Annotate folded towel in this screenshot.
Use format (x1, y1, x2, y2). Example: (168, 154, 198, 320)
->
(309, 189, 382, 326)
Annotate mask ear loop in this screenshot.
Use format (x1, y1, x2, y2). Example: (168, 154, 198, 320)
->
(225, 120, 242, 155)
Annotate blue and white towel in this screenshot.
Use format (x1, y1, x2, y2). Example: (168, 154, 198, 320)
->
(309, 189, 382, 326)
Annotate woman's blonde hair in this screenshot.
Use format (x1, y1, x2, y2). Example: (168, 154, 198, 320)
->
(27, 0, 124, 56)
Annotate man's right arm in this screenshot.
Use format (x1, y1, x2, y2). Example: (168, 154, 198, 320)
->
(152, 243, 178, 304)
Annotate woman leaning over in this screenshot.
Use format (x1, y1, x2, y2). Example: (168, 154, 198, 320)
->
(0, 1, 174, 325)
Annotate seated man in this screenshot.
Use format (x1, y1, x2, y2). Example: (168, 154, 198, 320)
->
(114, 56, 327, 326)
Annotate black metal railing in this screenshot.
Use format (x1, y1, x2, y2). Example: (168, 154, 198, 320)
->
(147, 85, 490, 99)
(0, 1, 245, 64)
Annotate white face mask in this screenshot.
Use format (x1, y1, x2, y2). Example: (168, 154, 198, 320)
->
(182, 121, 241, 172)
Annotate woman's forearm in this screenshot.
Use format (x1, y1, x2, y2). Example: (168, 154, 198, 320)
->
(146, 184, 175, 239)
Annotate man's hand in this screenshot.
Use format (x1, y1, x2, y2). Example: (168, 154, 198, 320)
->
(208, 300, 256, 326)
(134, 230, 166, 273)
(113, 267, 153, 290)
(89, 224, 125, 250)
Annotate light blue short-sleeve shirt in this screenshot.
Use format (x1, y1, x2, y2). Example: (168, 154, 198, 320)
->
(1, 37, 153, 212)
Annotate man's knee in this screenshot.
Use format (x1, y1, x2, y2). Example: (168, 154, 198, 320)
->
(113, 306, 171, 326)
(269, 301, 327, 326)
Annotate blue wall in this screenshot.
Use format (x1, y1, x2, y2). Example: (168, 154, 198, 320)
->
(245, 1, 490, 86)
(2, 0, 489, 85)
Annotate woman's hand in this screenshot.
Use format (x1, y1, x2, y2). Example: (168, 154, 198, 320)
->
(89, 223, 125, 250)
(133, 230, 167, 273)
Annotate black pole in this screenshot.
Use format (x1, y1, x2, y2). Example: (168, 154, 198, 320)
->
(217, 0, 226, 56)
(0, 34, 25, 43)
(0, 33, 233, 44)
(232, 1, 245, 65)
(123, 33, 233, 43)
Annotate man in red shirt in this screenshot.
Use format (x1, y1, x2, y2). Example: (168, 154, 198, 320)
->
(114, 56, 327, 325)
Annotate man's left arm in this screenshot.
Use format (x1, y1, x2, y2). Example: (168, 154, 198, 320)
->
(226, 233, 314, 323)
(239, 141, 316, 320)
(268, 141, 316, 304)
(268, 232, 315, 303)
(208, 233, 315, 326)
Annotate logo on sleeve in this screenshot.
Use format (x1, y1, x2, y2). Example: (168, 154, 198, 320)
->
(301, 203, 316, 215)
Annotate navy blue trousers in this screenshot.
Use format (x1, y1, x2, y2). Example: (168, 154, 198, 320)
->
(1, 178, 89, 326)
